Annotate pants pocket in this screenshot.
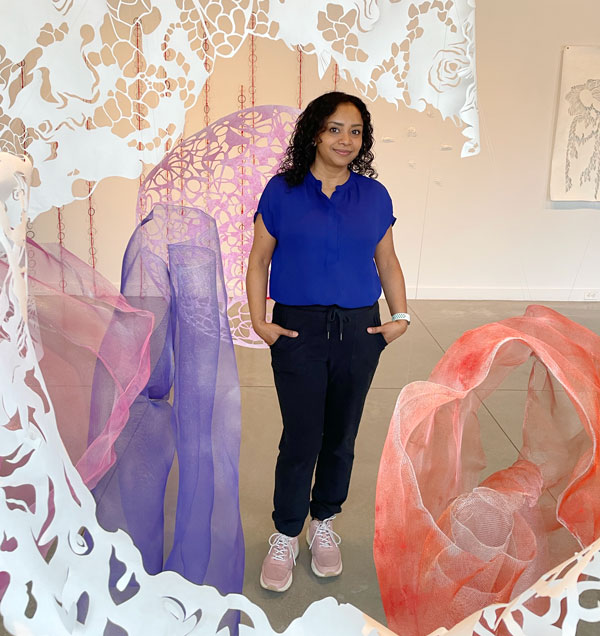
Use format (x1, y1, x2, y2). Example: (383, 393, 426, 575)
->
(270, 334, 289, 349)
(371, 305, 387, 350)
(269, 303, 287, 348)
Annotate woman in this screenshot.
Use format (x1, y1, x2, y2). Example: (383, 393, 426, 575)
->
(246, 91, 409, 592)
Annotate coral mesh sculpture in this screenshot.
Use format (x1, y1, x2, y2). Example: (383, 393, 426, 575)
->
(431, 534, 600, 635)
(375, 304, 600, 635)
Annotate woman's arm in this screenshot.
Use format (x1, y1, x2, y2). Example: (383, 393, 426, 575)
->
(368, 226, 408, 343)
(246, 214, 298, 345)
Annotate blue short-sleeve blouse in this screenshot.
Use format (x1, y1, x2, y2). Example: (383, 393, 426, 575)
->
(255, 170, 395, 308)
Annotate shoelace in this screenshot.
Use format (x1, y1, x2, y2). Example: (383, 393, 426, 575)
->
(309, 516, 342, 550)
(268, 533, 297, 564)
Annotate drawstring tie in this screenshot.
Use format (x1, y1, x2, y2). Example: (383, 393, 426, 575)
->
(326, 307, 351, 341)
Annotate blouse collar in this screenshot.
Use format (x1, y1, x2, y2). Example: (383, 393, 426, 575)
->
(306, 169, 354, 194)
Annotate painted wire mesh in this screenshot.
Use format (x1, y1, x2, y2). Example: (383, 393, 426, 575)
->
(92, 204, 244, 604)
(375, 305, 600, 635)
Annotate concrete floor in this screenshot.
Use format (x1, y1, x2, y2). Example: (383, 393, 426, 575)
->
(236, 299, 600, 634)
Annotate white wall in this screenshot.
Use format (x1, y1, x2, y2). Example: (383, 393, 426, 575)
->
(382, 0, 600, 301)
(31, 0, 600, 301)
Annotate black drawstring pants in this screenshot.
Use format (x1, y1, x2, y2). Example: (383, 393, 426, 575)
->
(269, 301, 386, 537)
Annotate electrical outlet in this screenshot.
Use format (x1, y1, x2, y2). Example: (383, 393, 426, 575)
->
(584, 291, 599, 301)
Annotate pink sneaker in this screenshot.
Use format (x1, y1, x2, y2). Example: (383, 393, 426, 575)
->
(307, 516, 342, 577)
(259, 533, 299, 592)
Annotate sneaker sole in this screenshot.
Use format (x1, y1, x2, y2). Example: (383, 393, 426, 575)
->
(310, 558, 342, 578)
(260, 572, 293, 592)
(306, 533, 342, 578)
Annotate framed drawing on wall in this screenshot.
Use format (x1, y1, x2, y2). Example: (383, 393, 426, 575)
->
(550, 45, 600, 202)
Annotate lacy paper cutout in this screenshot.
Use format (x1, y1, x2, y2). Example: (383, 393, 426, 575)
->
(375, 305, 600, 635)
(550, 45, 600, 201)
(138, 105, 299, 347)
(1, 0, 478, 216)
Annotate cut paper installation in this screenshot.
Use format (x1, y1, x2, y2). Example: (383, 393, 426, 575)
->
(0, 0, 478, 217)
(550, 45, 600, 201)
(375, 304, 600, 635)
(430, 533, 600, 635)
(138, 105, 299, 347)
(94, 203, 244, 599)
(0, 150, 394, 635)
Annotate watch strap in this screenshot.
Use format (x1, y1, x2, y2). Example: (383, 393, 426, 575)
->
(391, 312, 410, 325)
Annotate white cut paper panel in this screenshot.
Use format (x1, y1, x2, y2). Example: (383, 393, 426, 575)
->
(0, 151, 393, 636)
(0, 0, 478, 217)
(550, 45, 600, 202)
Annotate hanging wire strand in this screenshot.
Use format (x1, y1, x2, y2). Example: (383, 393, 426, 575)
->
(249, 13, 256, 116)
(238, 84, 246, 289)
(202, 27, 212, 216)
(56, 206, 66, 292)
(135, 18, 147, 226)
(297, 45, 303, 110)
(84, 116, 97, 270)
(18, 58, 32, 156)
(56, 206, 65, 248)
(87, 183, 97, 269)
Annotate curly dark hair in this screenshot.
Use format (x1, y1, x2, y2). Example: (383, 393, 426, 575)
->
(278, 91, 377, 186)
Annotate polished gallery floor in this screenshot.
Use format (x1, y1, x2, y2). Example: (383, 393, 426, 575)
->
(236, 299, 600, 633)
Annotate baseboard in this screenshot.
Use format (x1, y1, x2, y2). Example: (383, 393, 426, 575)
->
(106, 283, 599, 303)
(405, 287, 600, 302)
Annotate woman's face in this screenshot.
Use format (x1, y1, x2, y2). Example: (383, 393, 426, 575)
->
(314, 102, 364, 170)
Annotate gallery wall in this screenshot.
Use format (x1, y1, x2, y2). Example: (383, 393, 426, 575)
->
(30, 0, 600, 301)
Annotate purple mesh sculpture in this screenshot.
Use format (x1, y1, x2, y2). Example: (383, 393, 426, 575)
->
(137, 105, 301, 348)
(92, 204, 244, 608)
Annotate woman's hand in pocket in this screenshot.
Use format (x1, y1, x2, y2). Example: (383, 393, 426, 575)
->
(253, 320, 299, 346)
(367, 320, 407, 344)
